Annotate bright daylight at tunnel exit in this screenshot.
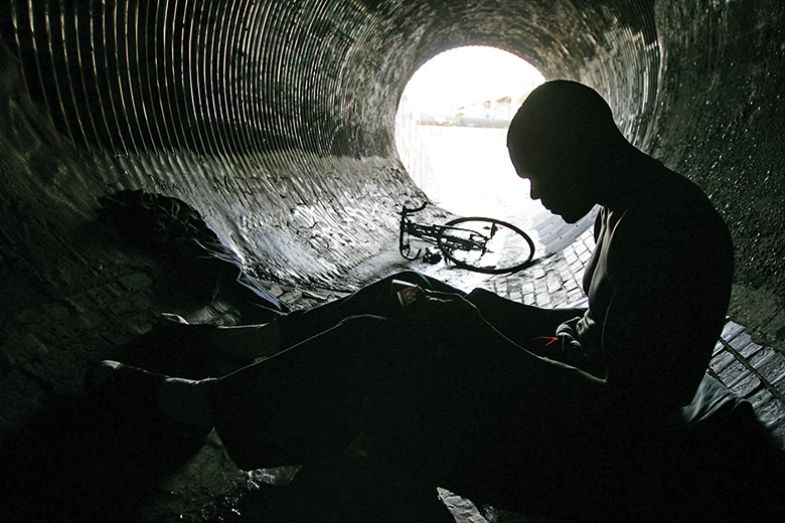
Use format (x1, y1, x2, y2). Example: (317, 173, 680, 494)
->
(395, 46, 545, 224)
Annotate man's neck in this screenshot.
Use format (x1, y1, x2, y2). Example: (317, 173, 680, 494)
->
(597, 147, 658, 212)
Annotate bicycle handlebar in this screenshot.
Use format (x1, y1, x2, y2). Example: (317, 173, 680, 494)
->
(399, 200, 429, 216)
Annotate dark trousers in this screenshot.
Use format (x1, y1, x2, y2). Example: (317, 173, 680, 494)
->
(208, 271, 628, 516)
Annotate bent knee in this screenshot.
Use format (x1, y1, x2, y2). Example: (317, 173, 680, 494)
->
(335, 314, 391, 336)
(382, 271, 429, 287)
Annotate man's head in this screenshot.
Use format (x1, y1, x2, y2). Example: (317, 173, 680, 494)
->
(507, 80, 625, 222)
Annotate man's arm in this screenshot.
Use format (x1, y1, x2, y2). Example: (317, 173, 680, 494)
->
(599, 288, 703, 407)
(466, 287, 586, 349)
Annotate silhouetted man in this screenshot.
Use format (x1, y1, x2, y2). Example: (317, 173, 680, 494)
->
(88, 80, 734, 520)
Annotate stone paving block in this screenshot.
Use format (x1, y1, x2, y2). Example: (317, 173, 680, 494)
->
(727, 330, 753, 351)
(73, 309, 105, 330)
(63, 292, 95, 313)
(563, 278, 579, 292)
(278, 289, 303, 305)
(709, 349, 738, 375)
(119, 271, 153, 291)
(545, 277, 561, 293)
(550, 291, 568, 308)
(508, 289, 522, 302)
(99, 329, 131, 348)
(566, 288, 584, 304)
(749, 349, 785, 385)
(723, 363, 763, 398)
(747, 346, 775, 367)
(716, 356, 746, 382)
(769, 368, 785, 394)
(720, 321, 745, 343)
(749, 389, 785, 427)
(35, 323, 70, 345)
(86, 286, 114, 307)
(265, 282, 285, 297)
(103, 282, 125, 297)
(712, 339, 725, 357)
(735, 339, 764, 359)
(125, 314, 156, 336)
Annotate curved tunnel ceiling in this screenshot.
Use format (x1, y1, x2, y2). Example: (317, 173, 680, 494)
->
(1, 0, 784, 295)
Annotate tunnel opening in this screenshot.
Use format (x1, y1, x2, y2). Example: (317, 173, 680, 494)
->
(394, 46, 544, 223)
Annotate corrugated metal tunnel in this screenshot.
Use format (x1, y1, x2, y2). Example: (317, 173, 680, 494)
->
(1, 1, 785, 521)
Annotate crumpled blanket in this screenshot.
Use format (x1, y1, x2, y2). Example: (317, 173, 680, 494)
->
(98, 189, 289, 321)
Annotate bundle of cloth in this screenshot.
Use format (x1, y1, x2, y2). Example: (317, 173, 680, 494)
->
(97, 189, 289, 323)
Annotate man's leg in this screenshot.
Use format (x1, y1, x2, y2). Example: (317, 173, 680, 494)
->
(88, 314, 398, 465)
(276, 271, 463, 346)
(209, 291, 486, 476)
(208, 314, 400, 469)
(90, 290, 620, 517)
(213, 271, 462, 360)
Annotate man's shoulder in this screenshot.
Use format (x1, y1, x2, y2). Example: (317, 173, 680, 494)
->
(608, 164, 732, 275)
(626, 164, 725, 232)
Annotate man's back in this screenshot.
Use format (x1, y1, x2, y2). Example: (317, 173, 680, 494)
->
(576, 160, 734, 407)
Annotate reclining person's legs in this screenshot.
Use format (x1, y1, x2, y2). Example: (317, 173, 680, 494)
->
(275, 271, 464, 347)
(91, 286, 616, 511)
(209, 314, 397, 469)
(213, 271, 463, 361)
(209, 303, 486, 479)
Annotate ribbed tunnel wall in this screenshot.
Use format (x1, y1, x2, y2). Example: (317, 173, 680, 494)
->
(1, 0, 785, 518)
(0, 0, 669, 286)
(3, 1, 784, 290)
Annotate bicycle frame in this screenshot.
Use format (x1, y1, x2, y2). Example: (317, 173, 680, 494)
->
(398, 202, 490, 260)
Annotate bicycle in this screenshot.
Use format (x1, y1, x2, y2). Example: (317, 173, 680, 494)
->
(398, 201, 535, 274)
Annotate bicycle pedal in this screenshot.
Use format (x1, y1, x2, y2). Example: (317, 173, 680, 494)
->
(422, 250, 442, 264)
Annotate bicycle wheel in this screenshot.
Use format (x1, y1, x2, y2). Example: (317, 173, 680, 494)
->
(436, 217, 535, 274)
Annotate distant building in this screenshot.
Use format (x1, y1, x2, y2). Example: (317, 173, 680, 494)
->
(415, 88, 536, 127)
(493, 96, 513, 120)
